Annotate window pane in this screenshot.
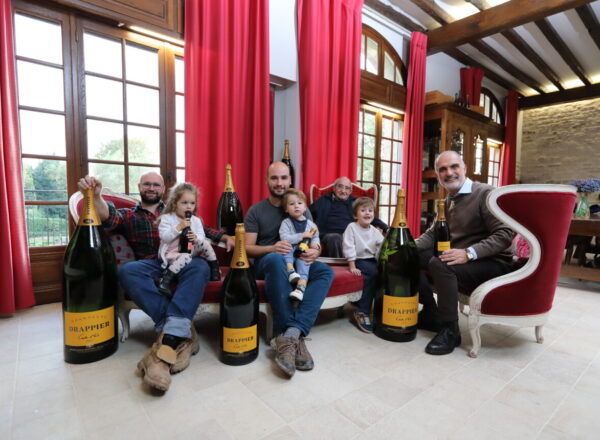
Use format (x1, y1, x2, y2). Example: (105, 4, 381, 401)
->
(364, 111, 376, 134)
(20, 110, 66, 156)
(392, 163, 401, 184)
(362, 159, 374, 181)
(357, 133, 363, 156)
(89, 162, 125, 193)
(176, 168, 186, 184)
(86, 75, 123, 120)
(379, 207, 390, 226)
(491, 106, 497, 122)
(126, 84, 159, 126)
(480, 94, 485, 107)
(364, 135, 375, 158)
(381, 139, 391, 161)
(366, 37, 378, 74)
(15, 14, 62, 65)
(382, 117, 392, 139)
(128, 125, 160, 164)
(87, 119, 124, 160)
(129, 165, 161, 196)
(83, 32, 122, 78)
(175, 57, 184, 93)
(393, 119, 402, 140)
(395, 66, 403, 85)
(22, 158, 67, 201)
(380, 184, 390, 206)
(473, 136, 484, 175)
(360, 35, 365, 70)
(26, 205, 68, 247)
(484, 96, 490, 116)
(356, 158, 363, 180)
(358, 110, 363, 131)
(126, 43, 158, 86)
(380, 162, 390, 183)
(383, 51, 394, 81)
(392, 141, 402, 162)
(488, 161, 494, 177)
(176, 132, 185, 167)
(17, 61, 64, 111)
(176, 95, 185, 131)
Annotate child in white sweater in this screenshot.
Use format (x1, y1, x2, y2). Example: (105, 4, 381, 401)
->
(342, 197, 384, 333)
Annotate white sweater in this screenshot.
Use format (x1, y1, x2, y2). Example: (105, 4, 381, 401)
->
(342, 222, 384, 261)
(158, 212, 206, 267)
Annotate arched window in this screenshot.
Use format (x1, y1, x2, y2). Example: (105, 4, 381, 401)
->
(479, 87, 503, 124)
(357, 26, 406, 225)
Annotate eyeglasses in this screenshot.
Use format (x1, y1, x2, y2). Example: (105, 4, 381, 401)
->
(140, 182, 163, 188)
(335, 184, 352, 191)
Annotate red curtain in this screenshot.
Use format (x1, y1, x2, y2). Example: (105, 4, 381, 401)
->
(0, 0, 35, 314)
(402, 32, 428, 234)
(297, 0, 363, 192)
(184, 0, 270, 221)
(460, 67, 484, 106)
(499, 91, 518, 186)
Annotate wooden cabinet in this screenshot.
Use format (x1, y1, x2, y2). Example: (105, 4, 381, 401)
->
(421, 102, 504, 230)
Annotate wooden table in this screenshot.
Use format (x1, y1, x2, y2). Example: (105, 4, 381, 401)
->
(560, 219, 600, 282)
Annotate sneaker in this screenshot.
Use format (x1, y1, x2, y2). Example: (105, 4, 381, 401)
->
(289, 289, 304, 301)
(273, 335, 298, 377)
(288, 271, 301, 284)
(295, 337, 314, 371)
(353, 311, 373, 333)
(170, 325, 200, 374)
(137, 337, 177, 392)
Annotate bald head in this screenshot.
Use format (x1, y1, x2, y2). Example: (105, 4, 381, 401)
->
(435, 150, 467, 195)
(139, 171, 164, 186)
(138, 171, 165, 204)
(333, 176, 352, 200)
(434, 150, 464, 170)
(267, 161, 291, 200)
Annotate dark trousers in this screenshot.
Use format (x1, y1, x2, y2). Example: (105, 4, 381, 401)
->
(321, 233, 343, 258)
(418, 249, 514, 322)
(355, 258, 377, 313)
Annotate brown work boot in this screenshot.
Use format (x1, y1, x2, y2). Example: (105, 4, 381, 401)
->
(295, 337, 314, 371)
(273, 335, 299, 377)
(170, 325, 200, 374)
(137, 341, 177, 392)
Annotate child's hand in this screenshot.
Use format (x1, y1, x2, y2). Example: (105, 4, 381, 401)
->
(302, 231, 313, 239)
(176, 218, 191, 231)
(350, 268, 362, 276)
(186, 230, 197, 242)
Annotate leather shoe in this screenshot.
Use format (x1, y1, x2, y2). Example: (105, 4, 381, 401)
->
(137, 339, 177, 391)
(295, 337, 314, 371)
(273, 335, 298, 377)
(170, 325, 200, 374)
(417, 307, 442, 332)
(425, 321, 461, 355)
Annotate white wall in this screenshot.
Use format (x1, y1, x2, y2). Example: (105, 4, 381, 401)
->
(362, 7, 408, 62)
(269, 0, 297, 82)
(425, 52, 463, 96)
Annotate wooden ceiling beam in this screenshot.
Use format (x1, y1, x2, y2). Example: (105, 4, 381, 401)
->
(444, 47, 521, 92)
(470, 40, 546, 94)
(363, 0, 425, 33)
(427, 0, 593, 54)
(408, 0, 452, 25)
(535, 18, 592, 86)
(576, 4, 600, 53)
(501, 29, 564, 91)
(519, 83, 600, 109)
(465, 0, 493, 10)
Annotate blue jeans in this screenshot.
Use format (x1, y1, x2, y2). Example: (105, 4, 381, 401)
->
(119, 257, 209, 338)
(283, 247, 310, 281)
(254, 253, 333, 336)
(355, 258, 377, 313)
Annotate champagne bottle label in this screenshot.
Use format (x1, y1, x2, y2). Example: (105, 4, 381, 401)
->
(78, 188, 101, 226)
(381, 295, 418, 327)
(64, 306, 115, 347)
(222, 324, 257, 353)
(437, 241, 451, 252)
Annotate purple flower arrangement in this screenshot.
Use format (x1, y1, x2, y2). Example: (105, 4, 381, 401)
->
(568, 179, 600, 193)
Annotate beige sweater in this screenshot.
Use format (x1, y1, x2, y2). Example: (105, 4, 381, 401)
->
(416, 181, 513, 261)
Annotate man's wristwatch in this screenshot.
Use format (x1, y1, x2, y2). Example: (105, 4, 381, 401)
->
(466, 249, 475, 261)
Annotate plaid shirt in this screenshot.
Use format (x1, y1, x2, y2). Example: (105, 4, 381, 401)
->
(104, 201, 223, 260)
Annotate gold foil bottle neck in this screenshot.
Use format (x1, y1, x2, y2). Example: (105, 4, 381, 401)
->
(283, 140, 291, 160)
(390, 189, 408, 228)
(231, 223, 250, 269)
(436, 199, 446, 221)
(223, 164, 235, 193)
(78, 187, 101, 226)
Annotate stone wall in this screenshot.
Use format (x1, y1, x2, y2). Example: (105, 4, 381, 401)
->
(519, 97, 600, 184)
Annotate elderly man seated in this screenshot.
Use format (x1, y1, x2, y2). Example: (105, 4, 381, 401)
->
(309, 177, 388, 257)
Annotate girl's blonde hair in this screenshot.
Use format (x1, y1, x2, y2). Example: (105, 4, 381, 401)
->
(157, 182, 199, 224)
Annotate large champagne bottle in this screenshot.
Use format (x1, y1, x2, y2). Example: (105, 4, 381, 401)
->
(179, 210, 193, 253)
(282, 139, 295, 188)
(373, 189, 420, 342)
(216, 164, 244, 236)
(293, 228, 317, 258)
(63, 188, 118, 363)
(434, 199, 451, 257)
(219, 223, 259, 365)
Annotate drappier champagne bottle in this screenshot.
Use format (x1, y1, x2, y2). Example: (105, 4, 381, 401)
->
(434, 199, 451, 257)
(216, 164, 244, 236)
(219, 223, 259, 365)
(179, 210, 193, 253)
(63, 187, 118, 363)
(293, 228, 317, 258)
(282, 139, 295, 188)
(373, 189, 420, 342)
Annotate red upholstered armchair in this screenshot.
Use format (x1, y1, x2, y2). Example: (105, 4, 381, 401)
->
(309, 181, 378, 205)
(459, 184, 576, 358)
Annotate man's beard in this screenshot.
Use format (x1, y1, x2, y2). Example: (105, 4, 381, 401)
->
(140, 192, 162, 204)
(269, 187, 284, 199)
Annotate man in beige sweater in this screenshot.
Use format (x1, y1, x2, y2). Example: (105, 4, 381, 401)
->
(416, 151, 514, 355)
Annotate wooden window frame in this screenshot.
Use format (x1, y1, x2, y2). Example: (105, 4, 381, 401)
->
(361, 25, 407, 86)
(480, 87, 504, 125)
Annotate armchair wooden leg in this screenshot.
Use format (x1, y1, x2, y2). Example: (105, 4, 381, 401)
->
(118, 308, 131, 343)
(468, 315, 481, 358)
(535, 325, 544, 344)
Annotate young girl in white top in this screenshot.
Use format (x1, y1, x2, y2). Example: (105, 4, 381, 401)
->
(156, 182, 220, 297)
(342, 197, 384, 333)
